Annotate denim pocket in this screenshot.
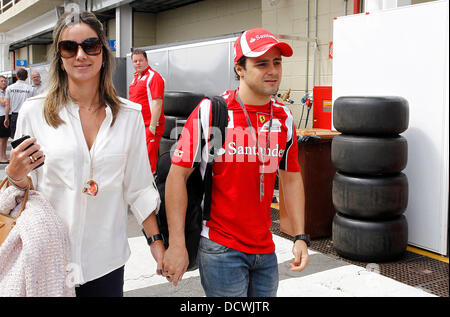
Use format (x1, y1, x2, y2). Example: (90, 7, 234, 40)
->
(199, 237, 230, 254)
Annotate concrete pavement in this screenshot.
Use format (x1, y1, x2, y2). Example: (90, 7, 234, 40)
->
(124, 212, 436, 297)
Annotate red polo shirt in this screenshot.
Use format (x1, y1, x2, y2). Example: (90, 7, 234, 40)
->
(129, 66, 165, 136)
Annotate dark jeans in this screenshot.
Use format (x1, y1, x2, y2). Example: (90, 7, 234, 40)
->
(75, 266, 124, 297)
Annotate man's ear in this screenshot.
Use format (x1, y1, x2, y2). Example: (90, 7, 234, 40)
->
(235, 64, 244, 79)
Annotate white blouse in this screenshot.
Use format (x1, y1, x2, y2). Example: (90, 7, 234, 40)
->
(15, 95, 160, 285)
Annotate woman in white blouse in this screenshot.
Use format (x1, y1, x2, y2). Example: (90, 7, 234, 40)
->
(6, 11, 164, 297)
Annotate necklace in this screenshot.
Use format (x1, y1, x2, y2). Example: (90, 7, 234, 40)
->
(236, 90, 274, 202)
(82, 140, 99, 196)
(85, 104, 101, 113)
(80, 105, 105, 197)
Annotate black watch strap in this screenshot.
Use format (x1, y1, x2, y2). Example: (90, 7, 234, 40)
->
(142, 229, 163, 246)
(293, 234, 310, 247)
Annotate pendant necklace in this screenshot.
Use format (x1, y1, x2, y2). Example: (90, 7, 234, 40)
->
(82, 149, 98, 196)
(81, 107, 103, 196)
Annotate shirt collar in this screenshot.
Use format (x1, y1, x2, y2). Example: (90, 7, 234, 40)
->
(134, 65, 151, 78)
(230, 89, 272, 112)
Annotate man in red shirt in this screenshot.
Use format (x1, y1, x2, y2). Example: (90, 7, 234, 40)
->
(162, 28, 310, 297)
(129, 49, 165, 175)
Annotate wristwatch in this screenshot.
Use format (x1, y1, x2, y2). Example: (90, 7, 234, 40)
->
(293, 234, 310, 247)
(142, 229, 163, 246)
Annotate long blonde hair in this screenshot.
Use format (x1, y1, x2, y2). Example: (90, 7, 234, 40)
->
(44, 11, 122, 127)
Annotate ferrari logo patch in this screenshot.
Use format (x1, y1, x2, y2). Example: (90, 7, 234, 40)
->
(259, 115, 266, 124)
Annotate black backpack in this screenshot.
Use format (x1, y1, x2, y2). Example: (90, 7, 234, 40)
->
(155, 96, 228, 271)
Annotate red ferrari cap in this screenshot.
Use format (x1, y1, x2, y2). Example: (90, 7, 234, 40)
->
(233, 28, 293, 63)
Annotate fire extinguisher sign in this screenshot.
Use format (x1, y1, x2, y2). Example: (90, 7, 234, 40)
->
(329, 41, 333, 59)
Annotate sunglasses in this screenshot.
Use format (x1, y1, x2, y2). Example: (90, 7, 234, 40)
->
(58, 37, 102, 58)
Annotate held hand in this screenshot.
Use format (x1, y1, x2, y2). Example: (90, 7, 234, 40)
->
(162, 245, 189, 286)
(150, 240, 166, 276)
(290, 240, 310, 272)
(7, 137, 45, 180)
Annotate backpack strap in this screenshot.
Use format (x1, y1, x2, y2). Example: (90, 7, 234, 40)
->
(202, 96, 228, 221)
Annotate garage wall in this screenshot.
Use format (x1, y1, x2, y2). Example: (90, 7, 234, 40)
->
(46, 43, 52, 61)
(128, 0, 346, 128)
(262, 0, 347, 128)
(106, 18, 116, 42)
(155, 0, 262, 44)
(29, 44, 47, 64)
(134, 12, 156, 47)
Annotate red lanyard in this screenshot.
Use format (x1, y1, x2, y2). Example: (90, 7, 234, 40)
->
(236, 91, 273, 202)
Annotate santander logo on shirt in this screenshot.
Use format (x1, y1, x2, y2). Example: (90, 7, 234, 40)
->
(175, 118, 287, 169)
(226, 142, 285, 158)
(211, 125, 286, 174)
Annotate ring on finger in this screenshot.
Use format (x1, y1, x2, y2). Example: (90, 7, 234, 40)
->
(29, 155, 36, 163)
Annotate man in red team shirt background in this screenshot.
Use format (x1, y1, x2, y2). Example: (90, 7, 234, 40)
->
(162, 28, 310, 297)
(129, 49, 165, 175)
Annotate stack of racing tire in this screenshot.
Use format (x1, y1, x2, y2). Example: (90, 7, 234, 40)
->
(159, 91, 206, 157)
(331, 96, 410, 262)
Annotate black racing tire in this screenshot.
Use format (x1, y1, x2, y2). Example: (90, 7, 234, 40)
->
(332, 213, 408, 262)
(333, 96, 409, 135)
(156, 151, 172, 183)
(164, 91, 206, 117)
(331, 134, 408, 175)
(163, 115, 187, 139)
(163, 115, 176, 139)
(158, 137, 177, 158)
(333, 172, 408, 220)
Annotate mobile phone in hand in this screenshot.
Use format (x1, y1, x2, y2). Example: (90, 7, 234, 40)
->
(11, 135, 44, 169)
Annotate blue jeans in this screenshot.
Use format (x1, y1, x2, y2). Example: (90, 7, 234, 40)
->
(198, 236, 278, 297)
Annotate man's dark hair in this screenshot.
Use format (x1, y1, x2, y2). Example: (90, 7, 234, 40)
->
(234, 56, 247, 81)
(0, 75, 6, 80)
(131, 49, 148, 60)
(16, 68, 28, 81)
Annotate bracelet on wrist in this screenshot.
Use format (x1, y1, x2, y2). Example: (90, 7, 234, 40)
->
(7, 175, 29, 190)
(5, 166, 29, 190)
